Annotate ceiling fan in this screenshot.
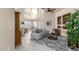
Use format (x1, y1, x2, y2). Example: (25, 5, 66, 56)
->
(42, 8, 56, 12)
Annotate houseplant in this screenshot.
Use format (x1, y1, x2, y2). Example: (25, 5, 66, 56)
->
(65, 10, 79, 50)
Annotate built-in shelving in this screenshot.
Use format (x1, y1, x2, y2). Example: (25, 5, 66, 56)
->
(57, 13, 70, 36)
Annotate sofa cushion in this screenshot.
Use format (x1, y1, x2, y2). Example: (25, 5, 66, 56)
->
(31, 29, 49, 40)
(35, 29, 43, 33)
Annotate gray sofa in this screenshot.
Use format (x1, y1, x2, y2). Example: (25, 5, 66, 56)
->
(31, 29, 49, 40)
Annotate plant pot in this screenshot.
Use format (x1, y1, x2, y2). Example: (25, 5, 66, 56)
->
(68, 40, 71, 47)
(68, 41, 76, 49)
(68, 43, 71, 46)
(77, 43, 79, 48)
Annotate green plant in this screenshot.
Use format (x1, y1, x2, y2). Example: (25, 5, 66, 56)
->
(65, 10, 79, 49)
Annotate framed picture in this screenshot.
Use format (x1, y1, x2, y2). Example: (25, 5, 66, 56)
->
(57, 16, 61, 24)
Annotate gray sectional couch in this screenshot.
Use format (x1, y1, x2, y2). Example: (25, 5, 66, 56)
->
(31, 29, 49, 40)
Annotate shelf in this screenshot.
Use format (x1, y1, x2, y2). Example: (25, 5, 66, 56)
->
(57, 26, 61, 29)
(57, 16, 61, 25)
(62, 13, 70, 24)
(57, 13, 70, 36)
(61, 29, 67, 31)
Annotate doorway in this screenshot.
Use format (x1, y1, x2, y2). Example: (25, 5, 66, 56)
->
(15, 12, 21, 48)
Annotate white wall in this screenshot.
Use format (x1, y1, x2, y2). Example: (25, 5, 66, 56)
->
(19, 8, 56, 33)
(0, 8, 15, 51)
(55, 8, 79, 36)
(38, 12, 55, 33)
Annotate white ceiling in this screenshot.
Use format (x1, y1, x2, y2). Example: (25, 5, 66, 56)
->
(15, 8, 25, 13)
(15, 8, 64, 13)
(54, 8, 65, 13)
(15, 8, 65, 20)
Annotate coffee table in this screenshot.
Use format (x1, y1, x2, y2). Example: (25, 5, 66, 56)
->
(48, 34, 57, 40)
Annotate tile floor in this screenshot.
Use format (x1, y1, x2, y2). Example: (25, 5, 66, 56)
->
(15, 30, 56, 51)
(15, 30, 71, 51)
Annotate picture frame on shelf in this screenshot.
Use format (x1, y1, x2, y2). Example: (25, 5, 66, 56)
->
(57, 26, 61, 29)
(57, 16, 61, 24)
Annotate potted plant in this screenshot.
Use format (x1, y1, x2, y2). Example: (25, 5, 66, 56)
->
(65, 10, 79, 50)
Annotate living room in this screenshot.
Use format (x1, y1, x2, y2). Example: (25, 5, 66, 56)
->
(15, 8, 63, 50)
(14, 8, 79, 51)
(1, 0, 79, 59)
(0, 8, 79, 51)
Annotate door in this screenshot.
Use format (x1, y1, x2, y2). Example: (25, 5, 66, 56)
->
(15, 12, 21, 47)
